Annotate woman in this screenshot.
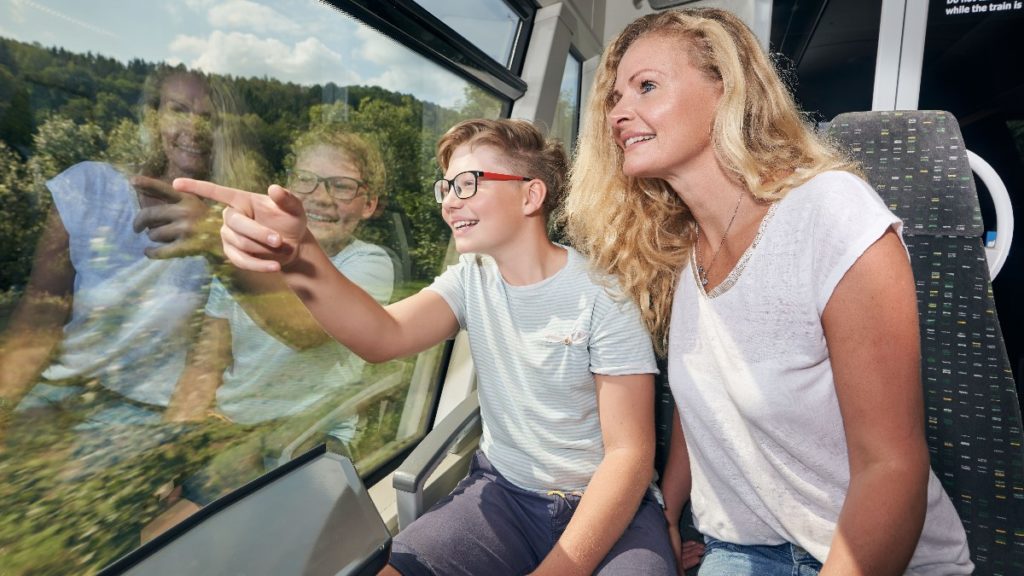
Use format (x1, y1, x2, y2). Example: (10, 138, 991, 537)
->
(562, 7, 972, 575)
(0, 65, 259, 437)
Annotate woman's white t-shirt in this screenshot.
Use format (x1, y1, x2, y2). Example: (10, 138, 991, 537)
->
(668, 170, 972, 574)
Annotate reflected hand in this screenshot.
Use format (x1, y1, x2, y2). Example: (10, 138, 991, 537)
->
(132, 175, 222, 260)
(173, 178, 308, 272)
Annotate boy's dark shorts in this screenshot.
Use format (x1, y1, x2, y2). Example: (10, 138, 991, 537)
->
(389, 451, 676, 576)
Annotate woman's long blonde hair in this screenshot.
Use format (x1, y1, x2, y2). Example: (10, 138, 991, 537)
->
(561, 7, 856, 355)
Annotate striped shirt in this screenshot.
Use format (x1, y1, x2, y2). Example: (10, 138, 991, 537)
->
(426, 246, 657, 492)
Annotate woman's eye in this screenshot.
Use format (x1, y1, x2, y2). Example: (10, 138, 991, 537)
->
(640, 80, 655, 93)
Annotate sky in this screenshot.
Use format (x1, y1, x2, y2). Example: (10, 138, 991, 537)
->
(0, 0, 478, 108)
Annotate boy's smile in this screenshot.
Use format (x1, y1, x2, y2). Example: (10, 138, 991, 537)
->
(296, 144, 377, 256)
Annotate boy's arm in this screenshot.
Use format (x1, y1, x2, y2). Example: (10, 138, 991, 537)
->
(174, 179, 459, 363)
(531, 373, 655, 576)
(216, 245, 393, 351)
(165, 314, 232, 422)
(284, 238, 456, 362)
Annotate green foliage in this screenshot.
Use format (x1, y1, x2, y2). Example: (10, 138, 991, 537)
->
(0, 141, 42, 290)
(102, 118, 146, 168)
(26, 115, 105, 200)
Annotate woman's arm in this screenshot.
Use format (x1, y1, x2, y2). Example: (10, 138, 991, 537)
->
(165, 314, 232, 422)
(531, 373, 655, 576)
(820, 228, 929, 575)
(174, 178, 458, 363)
(0, 207, 74, 408)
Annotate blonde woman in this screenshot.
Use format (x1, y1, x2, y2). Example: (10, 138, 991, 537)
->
(563, 7, 971, 576)
(0, 66, 261, 437)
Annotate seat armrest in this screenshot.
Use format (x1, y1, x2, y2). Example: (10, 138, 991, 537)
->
(393, 393, 481, 530)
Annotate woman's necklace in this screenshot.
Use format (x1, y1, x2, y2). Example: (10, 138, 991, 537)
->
(695, 190, 745, 288)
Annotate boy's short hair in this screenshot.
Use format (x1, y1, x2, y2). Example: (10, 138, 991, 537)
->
(436, 119, 568, 217)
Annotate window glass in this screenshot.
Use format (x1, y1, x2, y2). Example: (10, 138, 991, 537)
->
(551, 51, 581, 155)
(414, 0, 522, 66)
(0, 0, 504, 573)
(770, 0, 882, 121)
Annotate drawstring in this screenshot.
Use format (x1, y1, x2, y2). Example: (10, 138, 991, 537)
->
(546, 489, 583, 511)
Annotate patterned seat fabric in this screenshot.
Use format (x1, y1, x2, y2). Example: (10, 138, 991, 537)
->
(828, 110, 1024, 576)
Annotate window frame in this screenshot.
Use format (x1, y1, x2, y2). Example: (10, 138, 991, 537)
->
(331, 0, 534, 103)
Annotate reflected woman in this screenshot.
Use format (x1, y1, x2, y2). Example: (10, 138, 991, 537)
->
(0, 65, 261, 447)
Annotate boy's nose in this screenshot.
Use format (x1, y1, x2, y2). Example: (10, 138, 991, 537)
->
(440, 187, 463, 209)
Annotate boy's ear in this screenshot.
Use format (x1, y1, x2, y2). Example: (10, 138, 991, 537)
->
(522, 179, 546, 217)
(361, 194, 379, 220)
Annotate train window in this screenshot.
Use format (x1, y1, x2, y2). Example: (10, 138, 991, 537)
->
(770, 0, 883, 121)
(551, 50, 582, 154)
(0, 0, 505, 573)
(414, 0, 525, 66)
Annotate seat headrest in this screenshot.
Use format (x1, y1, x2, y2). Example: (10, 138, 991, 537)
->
(827, 110, 983, 237)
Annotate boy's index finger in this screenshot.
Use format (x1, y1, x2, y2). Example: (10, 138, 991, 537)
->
(173, 178, 249, 211)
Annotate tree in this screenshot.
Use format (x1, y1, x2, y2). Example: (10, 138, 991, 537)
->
(27, 114, 105, 200)
(0, 141, 42, 291)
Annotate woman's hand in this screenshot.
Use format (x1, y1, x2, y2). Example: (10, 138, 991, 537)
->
(172, 179, 309, 272)
(132, 175, 222, 260)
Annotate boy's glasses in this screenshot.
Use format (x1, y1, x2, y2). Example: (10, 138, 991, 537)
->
(433, 170, 532, 203)
(287, 169, 366, 202)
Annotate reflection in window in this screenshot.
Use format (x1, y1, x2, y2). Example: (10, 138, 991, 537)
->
(551, 50, 582, 155)
(0, 0, 504, 573)
(414, 0, 522, 66)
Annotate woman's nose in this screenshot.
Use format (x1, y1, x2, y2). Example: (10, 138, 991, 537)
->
(607, 99, 633, 125)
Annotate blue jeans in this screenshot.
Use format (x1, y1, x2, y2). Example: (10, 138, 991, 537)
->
(698, 536, 822, 576)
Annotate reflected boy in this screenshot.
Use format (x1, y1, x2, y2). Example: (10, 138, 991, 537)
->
(160, 127, 393, 507)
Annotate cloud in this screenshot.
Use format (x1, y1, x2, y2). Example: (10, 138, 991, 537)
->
(207, 0, 302, 35)
(169, 31, 359, 86)
(354, 24, 468, 107)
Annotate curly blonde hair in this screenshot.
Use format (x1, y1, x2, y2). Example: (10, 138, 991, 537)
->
(561, 7, 857, 355)
(437, 118, 567, 219)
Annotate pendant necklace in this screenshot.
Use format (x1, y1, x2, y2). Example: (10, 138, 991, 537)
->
(695, 190, 745, 288)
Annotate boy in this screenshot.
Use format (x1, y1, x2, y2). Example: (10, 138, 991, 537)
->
(175, 119, 675, 575)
